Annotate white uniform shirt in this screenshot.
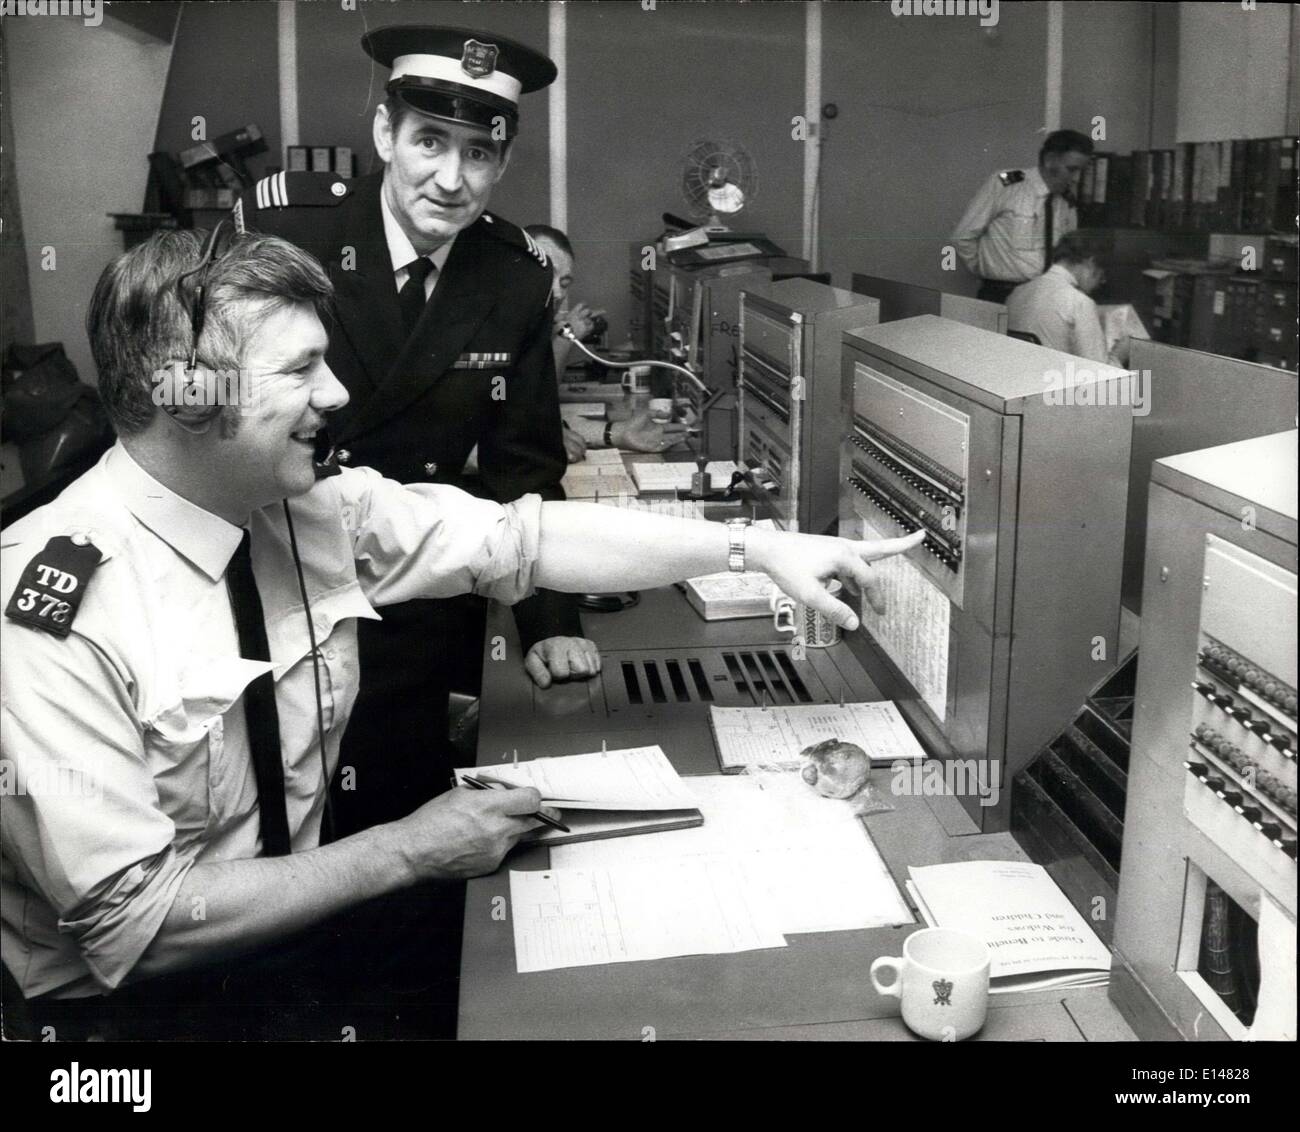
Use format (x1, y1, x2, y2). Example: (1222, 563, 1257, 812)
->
(952, 167, 1077, 284)
(380, 188, 454, 298)
(1, 445, 542, 999)
(1006, 264, 1109, 364)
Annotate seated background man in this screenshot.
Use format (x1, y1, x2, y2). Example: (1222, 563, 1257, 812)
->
(0, 228, 922, 1041)
(525, 224, 687, 462)
(1006, 231, 1110, 365)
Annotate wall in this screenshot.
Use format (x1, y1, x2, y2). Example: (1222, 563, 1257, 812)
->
(819, 0, 1048, 297)
(153, 1, 279, 175)
(1176, 1, 1295, 142)
(1060, 1, 1153, 153)
(6, 13, 172, 384)
(568, 0, 807, 339)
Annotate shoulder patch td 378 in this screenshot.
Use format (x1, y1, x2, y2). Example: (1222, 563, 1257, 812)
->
(5, 535, 103, 638)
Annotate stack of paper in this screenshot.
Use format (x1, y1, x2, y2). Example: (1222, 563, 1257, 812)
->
(632, 460, 742, 493)
(552, 772, 913, 937)
(708, 701, 928, 769)
(906, 861, 1111, 993)
(682, 571, 776, 620)
(561, 448, 638, 499)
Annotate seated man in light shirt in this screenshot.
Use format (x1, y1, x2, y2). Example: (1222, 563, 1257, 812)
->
(0, 228, 922, 1041)
(526, 224, 687, 462)
(1006, 231, 1111, 365)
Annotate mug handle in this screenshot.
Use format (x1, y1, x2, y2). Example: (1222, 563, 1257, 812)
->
(869, 955, 903, 999)
(770, 593, 797, 635)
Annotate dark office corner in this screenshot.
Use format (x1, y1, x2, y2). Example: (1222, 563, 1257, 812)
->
(1011, 655, 1140, 947)
(104, 0, 184, 44)
(0, 27, 34, 355)
(152, 1, 281, 169)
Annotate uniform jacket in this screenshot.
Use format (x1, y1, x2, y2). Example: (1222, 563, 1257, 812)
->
(951, 166, 1079, 285)
(237, 170, 580, 648)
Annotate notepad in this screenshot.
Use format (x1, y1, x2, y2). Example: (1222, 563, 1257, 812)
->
(708, 701, 928, 770)
(632, 460, 742, 493)
(456, 747, 703, 846)
(905, 861, 1111, 993)
(456, 746, 700, 811)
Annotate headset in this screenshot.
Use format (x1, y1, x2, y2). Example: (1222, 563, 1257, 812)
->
(167, 220, 339, 842)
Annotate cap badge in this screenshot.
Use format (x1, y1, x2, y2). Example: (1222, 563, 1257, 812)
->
(461, 39, 499, 80)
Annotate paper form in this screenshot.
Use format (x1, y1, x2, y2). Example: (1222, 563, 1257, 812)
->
(553, 773, 913, 935)
(631, 460, 742, 493)
(859, 520, 950, 721)
(709, 701, 927, 769)
(509, 859, 786, 973)
(456, 745, 699, 811)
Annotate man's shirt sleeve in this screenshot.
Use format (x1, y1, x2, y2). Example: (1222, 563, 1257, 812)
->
(340, 468, 544, 608)
(952, 173, 1001, 275)
(1, 627, 191, 993)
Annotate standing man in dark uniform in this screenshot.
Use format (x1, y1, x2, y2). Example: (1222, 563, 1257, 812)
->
(236, 26, 599, 838)
(951, 129, 1094, 304)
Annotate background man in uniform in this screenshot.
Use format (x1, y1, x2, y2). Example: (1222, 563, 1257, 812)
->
(238, 26, 599, 839)
(0, 228, 921, 1040)
(525, 223, 687, 461)
(1006, 231, 1110, 364)
(952, 129, 1094, 303)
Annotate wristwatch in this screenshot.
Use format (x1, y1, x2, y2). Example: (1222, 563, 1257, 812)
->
(726, 517, 751, 573)
(603, 421, 615, 447)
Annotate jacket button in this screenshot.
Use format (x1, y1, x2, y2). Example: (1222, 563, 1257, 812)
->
(424, 462, 438, 476)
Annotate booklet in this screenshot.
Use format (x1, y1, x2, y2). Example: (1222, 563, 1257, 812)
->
(906, 860, 1111, 993)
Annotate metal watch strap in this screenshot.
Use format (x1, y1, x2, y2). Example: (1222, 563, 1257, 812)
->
(727, 518, 751, 572)
(603, 421, 614, 447)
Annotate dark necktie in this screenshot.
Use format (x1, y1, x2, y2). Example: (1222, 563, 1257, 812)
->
(398, 256, 435, 335)
(1043, 192, 1055, 273)
(226, 530, 291, 856)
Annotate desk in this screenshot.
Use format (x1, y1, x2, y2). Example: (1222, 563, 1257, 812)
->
(457, 467, 1137, 1041)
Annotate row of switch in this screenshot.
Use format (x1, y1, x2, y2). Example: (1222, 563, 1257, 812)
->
(1192, 681, 1296, 758)
(851, 419, 965, 499)
(1192, 723, 1297, 814)
(848, 476, 961, 572)
(1199, 641, 1298, 717)
(848, 433, 963, 513)
(1185, 758, 1298, 858)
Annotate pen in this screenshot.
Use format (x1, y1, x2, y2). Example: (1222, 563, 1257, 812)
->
(461, 773, 571, 833)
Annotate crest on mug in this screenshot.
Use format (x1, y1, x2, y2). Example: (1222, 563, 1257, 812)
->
(932, 978, 953, 1006)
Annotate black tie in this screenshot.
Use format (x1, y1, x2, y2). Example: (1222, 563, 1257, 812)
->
(1043, 193, 1055, 273)
(226, 530, 292, 857)
(398, 256, 435, 335)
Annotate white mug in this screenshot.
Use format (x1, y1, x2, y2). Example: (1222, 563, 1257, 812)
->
(621, 366, 652, 394)
(770, 579, 843, 649)
(648, 397, 673, 422)
(869, 928, 991, 1041)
